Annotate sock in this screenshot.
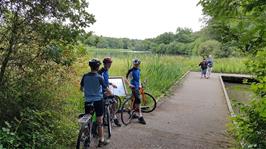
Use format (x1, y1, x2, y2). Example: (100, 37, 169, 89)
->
(114, 115, 117, 119)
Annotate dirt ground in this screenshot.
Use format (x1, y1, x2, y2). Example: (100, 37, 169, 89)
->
(92, 72, 233, 149)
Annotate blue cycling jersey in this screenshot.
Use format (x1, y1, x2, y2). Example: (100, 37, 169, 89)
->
(126, 67, 140, 90)
(80, 72, 107, 102)
(98, 67, 109, 87)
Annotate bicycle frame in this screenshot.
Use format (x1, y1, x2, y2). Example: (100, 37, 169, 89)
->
(140, 87, 147, 105)
(128, 86, 147, 110)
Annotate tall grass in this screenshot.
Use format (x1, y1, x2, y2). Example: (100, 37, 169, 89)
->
(76, 52, 192, 97)
(189, 57, 248, 74)
(213, 58, 248, 74)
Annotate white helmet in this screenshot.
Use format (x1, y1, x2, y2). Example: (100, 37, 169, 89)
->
(132, 58, 141, 65)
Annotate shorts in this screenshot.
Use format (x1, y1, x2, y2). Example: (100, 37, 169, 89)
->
(131, 88, 141, 104)
(85, 100, 104, 117)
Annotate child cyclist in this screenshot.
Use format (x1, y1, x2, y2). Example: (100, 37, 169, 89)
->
(80, 58, 111, 147)
(125, 58, 146, 125)
(98, 57, 122, 127)
(199, 58, 208, 79)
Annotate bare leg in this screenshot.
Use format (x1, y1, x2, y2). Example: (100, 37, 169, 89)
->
(97, 116, 104, 141)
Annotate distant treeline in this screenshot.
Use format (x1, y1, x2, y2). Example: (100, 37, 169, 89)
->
(79, 27, 244, 58)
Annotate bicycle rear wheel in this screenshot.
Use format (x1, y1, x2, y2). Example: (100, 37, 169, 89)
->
(141, 92, 157, 113)
(121, 98, 134, 125)
(76, 122, 92, 149)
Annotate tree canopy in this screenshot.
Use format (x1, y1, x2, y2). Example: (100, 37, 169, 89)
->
(0, 0, 95, 147)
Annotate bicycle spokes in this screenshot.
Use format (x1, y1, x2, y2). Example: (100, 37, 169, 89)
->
(141, 92, 157, 113)
(121, 98, 135, 125)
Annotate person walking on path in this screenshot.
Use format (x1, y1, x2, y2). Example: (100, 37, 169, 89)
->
(199, 58, 208, 79)
(206, 55, 213, 79)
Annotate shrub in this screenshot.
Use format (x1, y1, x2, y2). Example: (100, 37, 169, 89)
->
(230, 48, 266, 148)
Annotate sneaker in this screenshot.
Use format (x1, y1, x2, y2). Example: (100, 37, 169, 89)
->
(138, 116, 146, 125)
(98, 139, 109, 147)
(132, 114, 139, 119)
(114, 118, 121, 127)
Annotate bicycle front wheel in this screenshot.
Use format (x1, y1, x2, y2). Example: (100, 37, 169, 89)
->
(121, 98, 134, 125)
(104, 106, 112, 139)
(141, 92, 157, 113)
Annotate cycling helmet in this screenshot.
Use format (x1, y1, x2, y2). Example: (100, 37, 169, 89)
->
(132, 58, 141, 65)
(103, 57, 112, 64)
(88, 58, 101, 68)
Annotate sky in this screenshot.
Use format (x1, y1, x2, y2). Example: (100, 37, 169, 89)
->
(87, 0, 204, 40)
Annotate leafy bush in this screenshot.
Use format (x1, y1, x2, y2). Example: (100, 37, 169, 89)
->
(1, 109, 57, 148)
(247, 49, 266, 97)
(230, 48, 266, 148)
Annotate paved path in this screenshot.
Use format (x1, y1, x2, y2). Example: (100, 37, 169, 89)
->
(101, 72, 232, 149)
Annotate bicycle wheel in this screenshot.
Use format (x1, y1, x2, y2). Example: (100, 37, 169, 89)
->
(104, 106, 112, 138)
(76, 121, 92, 149)
(113, 95, 121, 113)
(141, 92, 157, 113)
(121, 97, 134, 125)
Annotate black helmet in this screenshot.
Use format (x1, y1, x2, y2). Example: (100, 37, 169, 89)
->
(88, 58, 101, 68)
(132, 58, 141, 65)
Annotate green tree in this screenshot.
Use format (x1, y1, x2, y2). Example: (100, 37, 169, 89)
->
(122, 38, 130, 49)
(199, 0, 266, 53)
(0, 0, 95, 147)
(175, 27, 195, 43)
(0, 0, 95, 84)
(198, 40, 221, 57)
(154, 32, 175, 44)
(96, 37, 109, 48)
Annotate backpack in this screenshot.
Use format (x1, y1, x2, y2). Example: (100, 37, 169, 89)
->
(207, 60, 213, 67)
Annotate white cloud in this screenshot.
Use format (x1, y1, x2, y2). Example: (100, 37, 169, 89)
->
(87, 0, 203, 39)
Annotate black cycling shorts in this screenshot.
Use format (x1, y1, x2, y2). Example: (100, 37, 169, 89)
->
(85, 100, 104, 117)
(132, 88, 141, 104)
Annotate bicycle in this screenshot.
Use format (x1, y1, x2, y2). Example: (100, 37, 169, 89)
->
(111, 95, 122, 114)
(103, 95, 122, 137)
(76, 98, 113, 149)
(121, 81, 156, 125)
